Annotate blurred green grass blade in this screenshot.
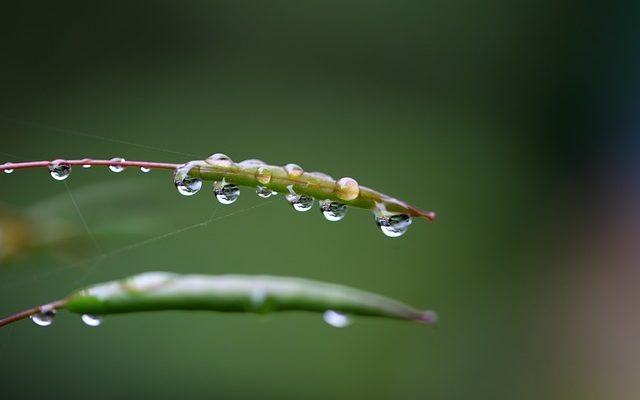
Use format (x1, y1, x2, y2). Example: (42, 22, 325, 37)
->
(63, 272, 437, 325)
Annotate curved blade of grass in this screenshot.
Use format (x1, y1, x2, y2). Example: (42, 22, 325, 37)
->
(0, 272, 438, 327)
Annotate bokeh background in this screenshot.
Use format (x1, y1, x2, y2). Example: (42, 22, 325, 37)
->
(1, 1, 638, 399)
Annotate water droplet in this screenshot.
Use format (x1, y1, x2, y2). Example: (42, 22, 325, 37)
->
(82, 164, 92, 168)
(256, 185, 276, 198)
(109, 157, 126, 172)
(30, 307, 56, 327)
(3, 168, 13, 174)
(335, 177, 360, 201)
(238, 159, 266, 167)
(81, 314, 103, 327)
(214, 181, 240, 204)
(140, 167, 151, 173)
(323, 310, 350, 328)
(320, 200, 347, 221)
(205, 153, 234, 168)
(375, 214, 412, 237)
(80, 159, 92, 168)
(48, 160, 71, 181)
(284, 163, 304, 178)
(286, 193, 314, 212)
(174, 163, 202, 196)
(255, 166, 272, 184)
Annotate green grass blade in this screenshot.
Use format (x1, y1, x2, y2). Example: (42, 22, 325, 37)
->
(63, 272, 437, 325)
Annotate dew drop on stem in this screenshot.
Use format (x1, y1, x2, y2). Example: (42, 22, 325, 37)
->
(109, 157, 126, 173)
(214, 181, 240, 204)
(81, 314, 103, 327)
(256, 185, 276, 198)
(320, 200, 347, 221)
(48, 160, 71, 181)
(375, 214, 412, 237)
(205, 153, 234, 168)
(238, 159, 266, 167)
(284, 163, 304, 178)
(286, 193, 314, 212)
(140, 167, 151, 173)
(323, 310, 350, 328)
(31, 307, 56, 327)
(255, 166, 272, 184)
(174, 163, 202, 196)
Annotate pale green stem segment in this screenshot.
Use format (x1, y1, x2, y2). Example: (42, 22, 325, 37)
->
(63, 272, 438, 325)
(188, 160, 436, 221)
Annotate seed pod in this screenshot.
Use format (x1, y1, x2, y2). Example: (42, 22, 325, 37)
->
(189, 159, 436, 221)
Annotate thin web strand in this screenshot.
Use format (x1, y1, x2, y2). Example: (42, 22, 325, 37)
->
(0, 114, 201, 158)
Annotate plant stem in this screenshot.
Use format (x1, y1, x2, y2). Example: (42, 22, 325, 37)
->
(1, 157, 436, 221)
(0, 159, 179, 171)
(0, 299, 67, 328)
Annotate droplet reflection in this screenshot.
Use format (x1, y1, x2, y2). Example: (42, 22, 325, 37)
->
(323, 310, 350, 328)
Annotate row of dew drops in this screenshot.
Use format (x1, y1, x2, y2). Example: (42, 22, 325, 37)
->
(30, 307, 351, 328)
(3, 155, 412, 237)
(175, 154, 413, 237)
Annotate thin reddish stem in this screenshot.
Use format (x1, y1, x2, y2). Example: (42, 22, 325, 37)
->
(0, 299, 67, 328)
(0, 159, 179, 171)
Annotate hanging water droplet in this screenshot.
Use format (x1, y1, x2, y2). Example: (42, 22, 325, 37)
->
(140, 167, 151, 173)
(82, 164, 92, 168)
(30, 307, 56, 327)
(286, 194, 314, 212)
(375, 214, 412, 237)
(320, 200, 347, 221)
(323, 310, 350, 328)
(214, 181, 240, 204)
(3, 167, 13, 174)
(256, 185, 276, 198)
(109, 157, 126, 172)
(255, 166, 272, 184)
(48, 160, 71, 181)
(174, 163, 202, 196)
(284, 163, 304, 178)
(81, 314, 103, 327)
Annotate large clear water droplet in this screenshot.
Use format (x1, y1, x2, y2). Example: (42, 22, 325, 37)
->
(3, 168, 14, 174)
(214, 182, 240, 204)
(109, 157, 126, 172)
(30, 308, 56, 327)
(286, 194, 314, 212)
(320, 200, 347, 221)
(48, 160, 71, 181)
(256, 185, 276, 198)
(140, 167, 151, 173)
(323, 310, 350, 328)
(375, 214, 412, 237)
(81, 314, 103, 327)
(174, 164, 202, 196)
(284, 163, 304, 178)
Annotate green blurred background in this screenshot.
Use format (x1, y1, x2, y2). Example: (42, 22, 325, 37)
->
(1, 1, 638, 399)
